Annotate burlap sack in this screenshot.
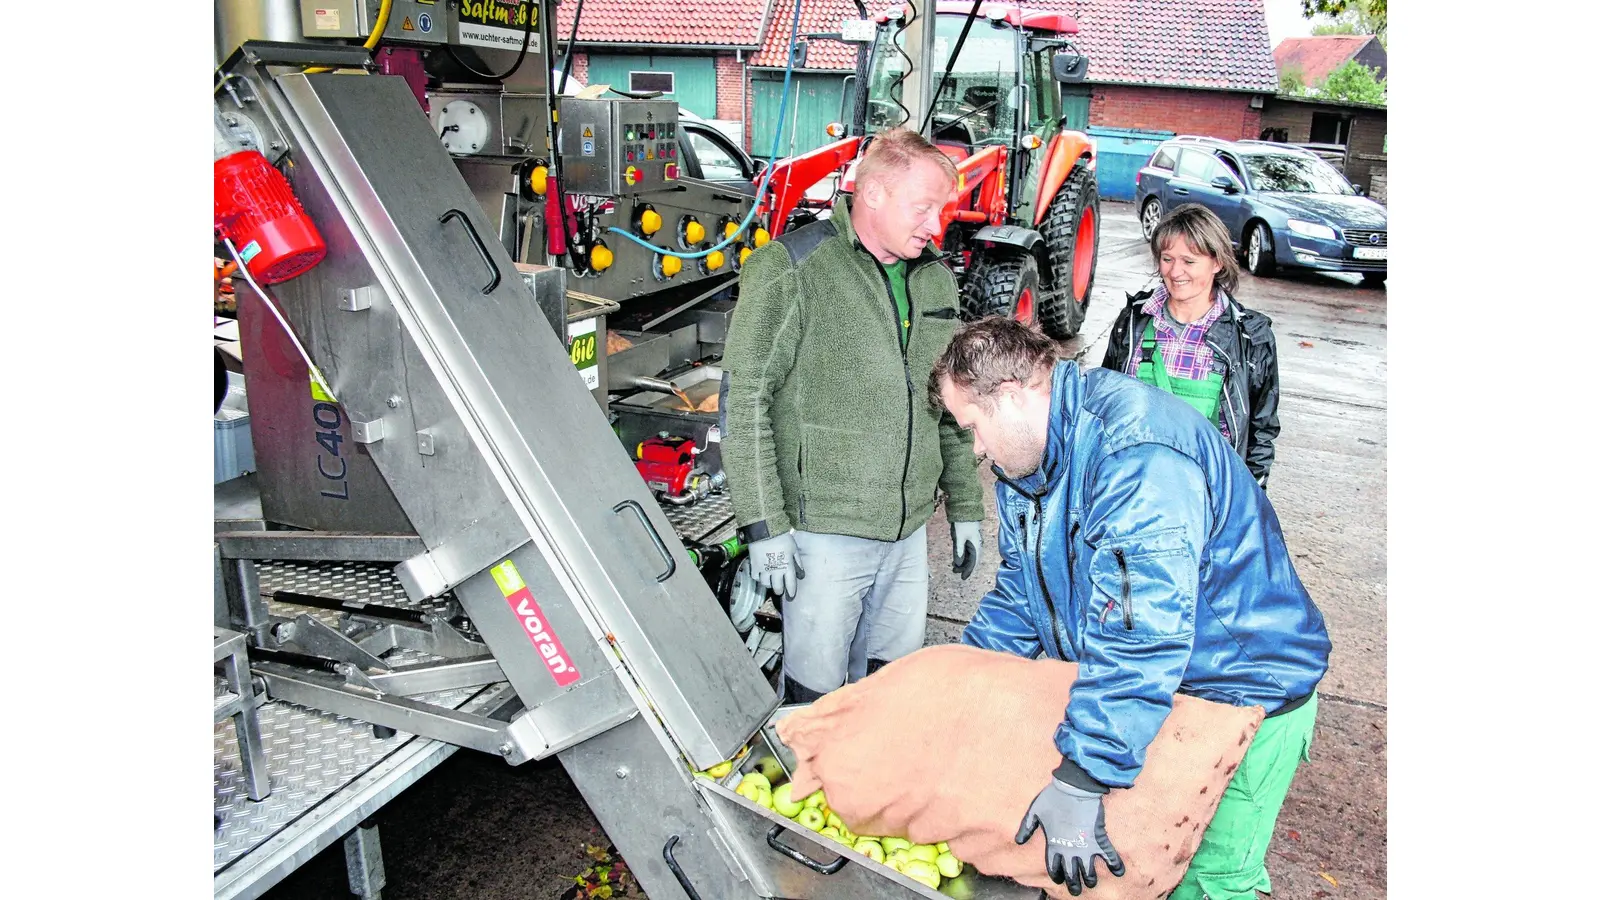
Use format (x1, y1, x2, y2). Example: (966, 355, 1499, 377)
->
(776, 645, 1264, 900)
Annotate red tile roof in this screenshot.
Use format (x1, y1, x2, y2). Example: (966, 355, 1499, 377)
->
(750, 0, 1278, 94)
(1029, 0, 1277, 92)
(552, 0, 777, 48)
(750, 0, 868, 69)
(1273, 35, 1379, 87)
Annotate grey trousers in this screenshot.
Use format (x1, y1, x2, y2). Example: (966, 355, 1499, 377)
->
(781, 525, 929, 699)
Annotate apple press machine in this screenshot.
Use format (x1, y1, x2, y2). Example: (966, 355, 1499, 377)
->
(210, 26, 1040, 900)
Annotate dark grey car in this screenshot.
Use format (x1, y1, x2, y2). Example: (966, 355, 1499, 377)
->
(1134, 136, 1387, 287)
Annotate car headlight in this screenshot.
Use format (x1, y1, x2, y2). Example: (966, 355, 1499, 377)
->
(1287, 219, 1337, 240)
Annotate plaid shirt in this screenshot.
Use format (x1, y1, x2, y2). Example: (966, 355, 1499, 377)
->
(1127, 286, 1231, 439)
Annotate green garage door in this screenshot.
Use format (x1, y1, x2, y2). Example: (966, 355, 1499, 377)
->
(750, 72, 851, 162)
(583, 54, 717, 120)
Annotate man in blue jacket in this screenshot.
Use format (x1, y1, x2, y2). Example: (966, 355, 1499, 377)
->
(929, 318, 1331, 900)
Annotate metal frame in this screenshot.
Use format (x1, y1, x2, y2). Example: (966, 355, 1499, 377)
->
(208, 38, 1044, 900)
(214, 628, 270, 802)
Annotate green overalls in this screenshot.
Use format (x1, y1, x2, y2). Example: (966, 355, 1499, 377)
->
(1135, 320, 1224, 424)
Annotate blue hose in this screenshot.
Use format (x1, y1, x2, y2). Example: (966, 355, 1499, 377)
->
(605, 0, 806, 260)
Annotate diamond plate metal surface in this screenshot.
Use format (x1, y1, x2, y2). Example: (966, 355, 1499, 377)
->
(215, 560, 507, 875)
(658, 489, 735, 544)
(259, 559, 457, 667)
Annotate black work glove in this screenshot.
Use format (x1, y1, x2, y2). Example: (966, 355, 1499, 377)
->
(1015, 778, 1125, 895)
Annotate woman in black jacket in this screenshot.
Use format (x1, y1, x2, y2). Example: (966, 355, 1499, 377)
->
(1101, 204, 1282, 487)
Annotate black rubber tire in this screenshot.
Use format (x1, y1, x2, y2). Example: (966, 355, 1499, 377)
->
(1246, 221, 1278, 277)
(1037, 164, 1099, 340)
(1139, 196, 1163, 241)
(215, 346, 230, 414)
(1361, 272, 1387, 288)
(961, 253, 1042, 325)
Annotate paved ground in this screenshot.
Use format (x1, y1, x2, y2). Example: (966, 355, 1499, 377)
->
(262, 201, 1387, 900)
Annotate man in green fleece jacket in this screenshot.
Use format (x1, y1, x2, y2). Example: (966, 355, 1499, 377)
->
(721, 128, 986, 702)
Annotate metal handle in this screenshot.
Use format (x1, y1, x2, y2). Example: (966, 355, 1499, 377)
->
(765, 824, 848, 875)
(613, 499, 677, 583)
(438, 208, 501, 294)
(662, 835, 704, 900)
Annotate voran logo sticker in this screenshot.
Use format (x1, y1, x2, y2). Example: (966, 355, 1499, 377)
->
(490, 560, 581, 687)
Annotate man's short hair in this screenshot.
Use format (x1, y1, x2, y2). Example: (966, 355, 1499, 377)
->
(928, 318, 1060, 412)
(1148, 203, 1241, 295)
(855, 127, 958, 193)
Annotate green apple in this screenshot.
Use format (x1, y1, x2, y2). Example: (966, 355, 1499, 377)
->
(825, 812, 845, 832)
(854, 839, 885, 863)
(705, 760, 734, 779)
(755, 786, 773, 809)
(936, 841, 950, 854)
(908, 844, 938, 864)
(882, 837, 913, 854)
(885, 856, 905, 874)
(838, 827, 857, 845)
(819, 826, 842, 841)
(736, 780, 764, 804)
(887, 848, 911, 869)
(902, 859, 941, 890)
(739, 771, 771, 793)
(756, 755, 785, 783)
(795, 807, 825, 831)
(771, 783, 804, 817)
(936, 851, 963, 879)
(803, 790, 826, 809)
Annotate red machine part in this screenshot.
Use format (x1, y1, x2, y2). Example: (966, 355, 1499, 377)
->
(757, 137, 862, 237)
(1031, 131, 1096, 226)
(214, 150, 328, 284)
(635, 434, 699, 497)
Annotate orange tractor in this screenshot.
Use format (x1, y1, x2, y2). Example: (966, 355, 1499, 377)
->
(756, 2, 1101, 338)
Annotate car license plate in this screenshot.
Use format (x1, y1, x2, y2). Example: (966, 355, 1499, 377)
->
(1353, 247, 1387, 260)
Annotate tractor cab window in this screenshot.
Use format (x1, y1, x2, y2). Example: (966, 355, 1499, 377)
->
(864, 16, 1021, 146)
(929, 18, 1020, 146)
(1027, 48, 1059, 128)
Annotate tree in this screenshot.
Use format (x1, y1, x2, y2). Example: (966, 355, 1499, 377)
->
(1300, 0, 1386, 17)
(1318, 60, 1387, 105)
(1301, 0, 1387, 45)
(1279, 65, 1309, 96)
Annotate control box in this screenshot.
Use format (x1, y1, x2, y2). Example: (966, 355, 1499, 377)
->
(300, 1, 447, 45)
(557, 99, 681, 196)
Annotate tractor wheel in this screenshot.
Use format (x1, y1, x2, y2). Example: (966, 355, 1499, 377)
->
(1037, 164, 1100, 339)
(961, 253, 1041, 326)
(215, 346, 230, 414)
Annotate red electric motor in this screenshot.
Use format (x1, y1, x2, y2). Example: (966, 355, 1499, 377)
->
(635, 434, 699, 498)
(214, 149, 327, 284)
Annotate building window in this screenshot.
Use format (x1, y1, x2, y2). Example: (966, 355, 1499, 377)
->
(1309, 112, 1350, 146)
(629, 71, 675, 94)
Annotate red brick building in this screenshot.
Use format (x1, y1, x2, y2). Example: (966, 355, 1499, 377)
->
(551, 0, 779, 149)
(1040, 0, 1278, 140)
(552, 0, 1280, 154)
(1273, 34, 1387, 87)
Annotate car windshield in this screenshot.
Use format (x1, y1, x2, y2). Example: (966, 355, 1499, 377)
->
(1241, 153, 1355, 195)
(865, 16, 1020, 144)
